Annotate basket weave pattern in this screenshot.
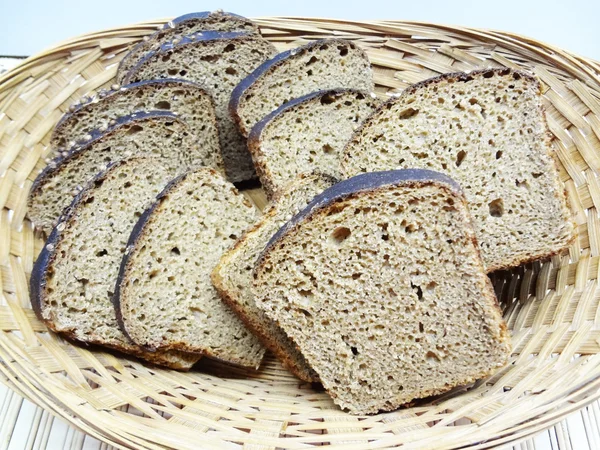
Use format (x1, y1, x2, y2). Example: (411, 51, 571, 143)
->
(1, 17, 600, 449)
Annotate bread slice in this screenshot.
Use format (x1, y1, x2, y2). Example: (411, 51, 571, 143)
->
(212, 172, 337, 382)
(50, 79, 223, 171)
(30, 157, 200, 370)
(341, 69, 576, 272)
(28, 111, 197, 234)
(114, 167, 265, 368)
(116, 11, 259, 83)
(230, 38, 374, 137)
(248, 89, 379, 198)
(122, 32, 277, 183)
(253, 169, 511, 414)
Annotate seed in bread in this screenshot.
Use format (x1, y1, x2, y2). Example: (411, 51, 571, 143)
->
(230, 38, 374, 137)
(51, 79, 223, 171)
(248, 89, 379, 198)
(28, 111, 197, 234)
(341, 69, 576, 272)
(123, 32, 277, 183)
(116, 11, 259, 83)
(114, 168, 265, 368)
(212, 172, 337, 382)
(253, 169, 511, 414)
(30, 157, 200, 370)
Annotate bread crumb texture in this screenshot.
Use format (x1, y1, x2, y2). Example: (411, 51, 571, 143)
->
(342, 69, 575, 271)
(254, 177, 511, 414)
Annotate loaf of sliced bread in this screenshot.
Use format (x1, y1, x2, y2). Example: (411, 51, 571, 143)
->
(248, 89, 379, 198)
(123, 32, 277, 183)
(28, 111, 196, 234)
(212, 172, 337, 382)
(50, 79, 223, 171)
(230, 39, 374, 137)
(114, 168, 265, 368)
(253, 169, 511, 414)
(116, 11, 259, 83)
(30, 158, 200, 370)
(342, 69, 576, 272)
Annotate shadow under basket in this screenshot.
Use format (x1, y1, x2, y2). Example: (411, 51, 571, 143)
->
(1, 16, 600, 449)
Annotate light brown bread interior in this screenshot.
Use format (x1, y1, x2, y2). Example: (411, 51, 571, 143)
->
(36, 158, 200, 369)
(232, 39, 374, 136)
(253, 178, 511, 414)
(50, 81, 223, 171)
(212, 172, 337, 382)
(116, 12, 259, 83)
(28, 114, 195, 234)
(117, 168, 265, 368)
(124, 34, 277, 182)
(249, 89, 379, 198)
(341, 69, 575, 272)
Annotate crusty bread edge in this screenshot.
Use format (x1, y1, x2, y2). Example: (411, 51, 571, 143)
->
(116, 12, 259, 84)
(253, 169, 511, 414)
(29, 110, 186, 226)
(229, 38, 373, 137)
(340, 68, 577, 273)
(247, 88, 374, 199)
(211, 172, 338, 382)
(50, 78, 215, 151)
(122, 31, 275, 85)
(113, 167, 263, 369)
(29, 158, 199, 370)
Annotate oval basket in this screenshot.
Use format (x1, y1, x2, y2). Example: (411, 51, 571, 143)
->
(1, 17, 600, 450)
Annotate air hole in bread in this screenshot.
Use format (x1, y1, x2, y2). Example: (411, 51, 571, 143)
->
(482, 70, 495, 78)
(489, 198, 504, 217)
(320, 94, 336, 105)
(495, 150, 503, 159)
(516, 179, 529, 189)
(167, 68, 178, 76)
(351, 346, 359, 356)
(126, 125, 144, 135)
(161, 54, 171, 62)
(306, 56, 318, 66)
(322, 144, 334, 153)
(148, 269, 159, 279)
(201, 54, 219, 62)
(411, 282, 423, 300)
(426, 351, 441, 363)
(171, 247, 180, 256)
(398, 108, 419, 119)
(455, 150, 467, 167)
(331, 226, 351, 244)
(224, 43, 236, 52)
(306, 69, 313, 76)
(225, 67, 237, 75)
(179, 70, 187, 76)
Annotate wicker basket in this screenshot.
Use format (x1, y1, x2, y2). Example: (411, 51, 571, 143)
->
(1, 16, 599, 449)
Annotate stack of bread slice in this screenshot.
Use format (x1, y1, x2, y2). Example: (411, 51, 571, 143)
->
(28, 10, 576, 414)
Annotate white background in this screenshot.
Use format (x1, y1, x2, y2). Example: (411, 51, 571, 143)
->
(0, 0, 599, 59)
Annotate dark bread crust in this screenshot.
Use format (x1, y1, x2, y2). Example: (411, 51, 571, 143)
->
(30, 110, 184, 205)
(253, 169, 510, 413)
(29, 159, 198, 370)
(116, 12, 259, 83)
(50, 79, 216, 151)
(113, 167, 260, 368)
(122, 31, 269, 85)
(211, 172, 338, 382)
(229, 39, 371, 137)
(342, 68, 577, 273)
(247, 88, 372, 199)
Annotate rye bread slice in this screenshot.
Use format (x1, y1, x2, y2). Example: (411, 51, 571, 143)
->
(50, 79, 223, 172)
(212, 172, 337, 382)
(116, 11, 259, 84)
(30, 157, 200, 370)
(341, 68, 576, 272)
(253, 169, 511, 414)
(229, 38, 374, 137)
(28, 111, 197, 234)
(248, 89, 379, 198)
(122, 32, 277, 183)
(114, 167, 265, 368)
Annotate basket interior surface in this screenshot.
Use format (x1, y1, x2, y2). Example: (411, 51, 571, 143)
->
(1, 17, 600, 449)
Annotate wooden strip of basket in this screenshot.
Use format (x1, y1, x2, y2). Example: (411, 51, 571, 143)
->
(1, 16, 599, 449)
